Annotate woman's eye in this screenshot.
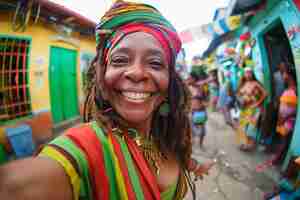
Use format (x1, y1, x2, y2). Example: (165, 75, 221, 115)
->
(110, 57, 129, 66)
(149, 60, 164, 69)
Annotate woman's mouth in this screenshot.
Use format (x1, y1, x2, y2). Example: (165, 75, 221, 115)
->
(121, 91, 152, 102)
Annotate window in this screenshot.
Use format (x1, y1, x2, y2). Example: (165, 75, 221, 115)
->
(80, 51, 94, 90)
(0, 36, 31, 122)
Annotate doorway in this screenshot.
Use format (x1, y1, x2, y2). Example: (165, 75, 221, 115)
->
(261, 20, 297, 163)
(49, 46, 79, 124)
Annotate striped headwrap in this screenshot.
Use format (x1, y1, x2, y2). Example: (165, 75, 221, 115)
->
(95, 0, 182, 66)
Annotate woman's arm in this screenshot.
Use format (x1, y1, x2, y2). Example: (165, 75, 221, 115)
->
(187, 158, 215, 180)
(236, 83, 242, 97)
(251, 82, 267, 108)
(0, 157, 73, 200)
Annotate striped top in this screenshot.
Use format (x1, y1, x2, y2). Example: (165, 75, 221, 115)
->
(39, 121, 181, 200)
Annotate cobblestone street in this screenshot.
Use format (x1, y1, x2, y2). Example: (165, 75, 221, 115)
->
(186, 112, 281, 200)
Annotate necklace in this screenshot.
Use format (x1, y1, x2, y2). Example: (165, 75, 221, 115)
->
(135, 135, 166, 175)
(113, 127, 166, 175)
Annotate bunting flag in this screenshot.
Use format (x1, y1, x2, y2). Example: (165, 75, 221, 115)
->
(212, 15, 241, 37)
(179, 15, 242, 43)
(179, 24, 211, 43)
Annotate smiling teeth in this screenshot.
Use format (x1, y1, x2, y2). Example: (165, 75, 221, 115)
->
(122, 91, 151, 100)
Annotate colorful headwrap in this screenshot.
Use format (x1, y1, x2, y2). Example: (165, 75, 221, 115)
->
(244, 67, 253, 72)
(95, 0, 182, 66)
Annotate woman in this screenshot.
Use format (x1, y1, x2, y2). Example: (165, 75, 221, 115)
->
(208, 69, 219, 112)
(187, 71, 209, 149)
(0, 1, 213, 200)
(256, 69, 297, 172)
(273, 69, 297, 164)
(236, 67, 267, 151)
(217, 70, 234, 127)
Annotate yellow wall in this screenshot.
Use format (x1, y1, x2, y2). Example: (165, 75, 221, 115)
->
(0, 12, 96, 114)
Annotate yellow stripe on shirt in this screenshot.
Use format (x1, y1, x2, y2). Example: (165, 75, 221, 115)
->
(107, 135, 129, 200)
(40, 146, 80, 200)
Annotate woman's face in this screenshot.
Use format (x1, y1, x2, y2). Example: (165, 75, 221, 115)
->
(244, 70, 253, 81)
(102, 32, 169, 127)
(283, 71, 289, 83)
(283, 71, 295, 87)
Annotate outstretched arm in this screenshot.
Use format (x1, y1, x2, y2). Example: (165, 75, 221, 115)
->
(0, 157, 73, 200)
(187, 158, 215, 180)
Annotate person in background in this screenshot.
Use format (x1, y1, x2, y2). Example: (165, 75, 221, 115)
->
(256, 68, 297, 172)
(260, 61, 287, 151)
(217, 70, 234, 127)
(236, 67, 267, 151)
(263, 156, 300, 200)
(273, 62, 288, 105)
(273, 69, 297, 164)
(208, 68, 219, 112)
(187, 70, 209, 150)
(0, 1, 214, 200)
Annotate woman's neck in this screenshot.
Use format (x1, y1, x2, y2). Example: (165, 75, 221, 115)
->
(128, 118, 152, 137)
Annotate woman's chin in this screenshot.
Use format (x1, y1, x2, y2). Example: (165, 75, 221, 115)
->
(120, 110, 153, 126)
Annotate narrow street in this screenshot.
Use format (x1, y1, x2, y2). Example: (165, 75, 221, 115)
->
(186, 112, 280, 200)
(2, 1, 300, 199)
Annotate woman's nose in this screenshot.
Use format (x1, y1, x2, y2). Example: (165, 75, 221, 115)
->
(124, 62, 148, 82)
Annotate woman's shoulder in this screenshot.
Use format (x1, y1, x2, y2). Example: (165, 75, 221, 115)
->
(39, 121, 108, 200)
(65, 121, 107, 138)
(49, 121, 109, 151)
(252, 80, 264, 88)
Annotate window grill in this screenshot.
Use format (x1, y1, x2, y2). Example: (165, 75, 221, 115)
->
(0, 37, 31, 122)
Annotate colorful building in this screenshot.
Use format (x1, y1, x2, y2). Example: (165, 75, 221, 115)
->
(244, 0, 300, 171)
(204, 0, 300, 178)
(0, 0, 97, 147)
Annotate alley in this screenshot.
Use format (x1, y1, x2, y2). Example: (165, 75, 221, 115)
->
(2, 0, 300, 199)
(186, 112, 279, 200)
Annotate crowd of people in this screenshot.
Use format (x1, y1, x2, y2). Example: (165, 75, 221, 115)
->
(184, 58, 299, 199)
(186, 60, 297, 157)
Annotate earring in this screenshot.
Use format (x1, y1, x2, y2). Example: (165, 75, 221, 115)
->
(159, 100, 169, 116)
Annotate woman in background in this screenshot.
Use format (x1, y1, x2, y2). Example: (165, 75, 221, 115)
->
(187, 70, 209, 150)
(208, 68, 219, 112)
(256, 68, 297, 173)
(236, 67, 267, 151)
(217, 70, 234, 127)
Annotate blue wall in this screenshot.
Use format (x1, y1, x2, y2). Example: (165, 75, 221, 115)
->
(248, 0, 300, 170)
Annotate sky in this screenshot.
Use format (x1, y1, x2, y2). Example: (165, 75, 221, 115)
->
(51, 0, 230, 62)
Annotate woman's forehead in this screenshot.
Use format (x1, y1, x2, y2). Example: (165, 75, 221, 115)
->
(110, 32, 165, 56)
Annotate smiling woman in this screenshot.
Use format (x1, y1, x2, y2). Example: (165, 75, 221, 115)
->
(0, 1, 214, 200)
(103, 32, 169, 131)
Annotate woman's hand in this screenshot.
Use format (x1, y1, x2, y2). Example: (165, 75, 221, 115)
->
(194, 160, 215, 180)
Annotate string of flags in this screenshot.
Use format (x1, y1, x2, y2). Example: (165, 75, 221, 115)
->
(179, 15, 242, 43)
